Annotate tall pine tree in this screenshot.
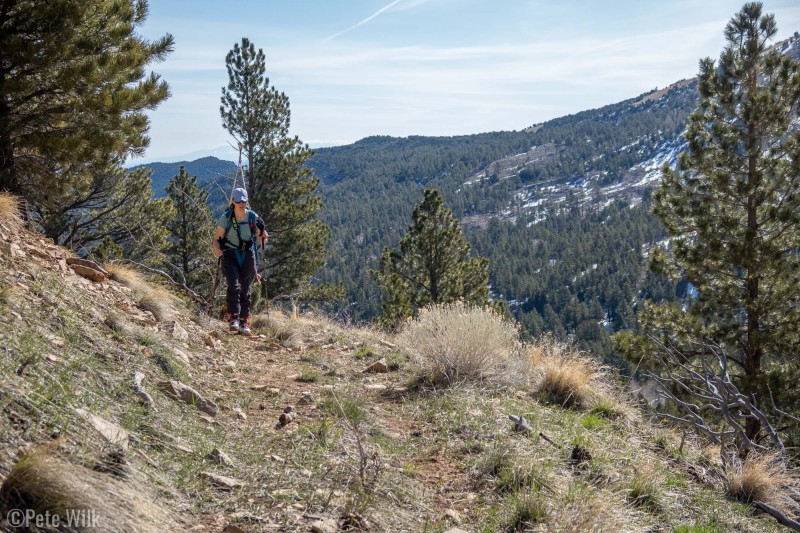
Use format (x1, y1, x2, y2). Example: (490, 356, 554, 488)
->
(220, 38, 330, 300)
(0, 0, 172, 206)
(220, 38, 288, 197)
(165, 167, 214, 290)
(643, 2, 800, 437)
(374, 189, 490, 325)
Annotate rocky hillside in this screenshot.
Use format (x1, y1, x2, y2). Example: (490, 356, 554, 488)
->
(0, 199, 788, 532)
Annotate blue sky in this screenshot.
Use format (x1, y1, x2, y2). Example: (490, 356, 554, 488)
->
(137, 0, 800, 162)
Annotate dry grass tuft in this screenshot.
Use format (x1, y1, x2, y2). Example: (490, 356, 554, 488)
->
(252, 311, 299, 346)
(530, 340, 601, 409)
(0, 192, 22, 229)
(625, 463, 663, 510)
(726, 452, 794, 510)
(105, 263, 175, 321)
(137, 292, 172, 321)
(398, 302, 525, 388)
(550, 487, 635, 533)
(104, 263, 146, 288)
(0, 446, 182, 532)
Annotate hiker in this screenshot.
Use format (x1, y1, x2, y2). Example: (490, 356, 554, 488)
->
(212, 187, 268, 335)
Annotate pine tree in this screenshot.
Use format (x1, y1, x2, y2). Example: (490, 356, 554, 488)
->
(0, 0, 172, 205)
(644, 3, 800, 436)
(221, 38, 330, 300)
(374, 189, 490, 325)
(165, 167, 214, 290)
(254, 138, 331, 299)
(42, 161, 173, 262)
(220, 37, 288, 197)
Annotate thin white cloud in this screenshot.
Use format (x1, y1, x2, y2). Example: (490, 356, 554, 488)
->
(322, 0, 404, 42)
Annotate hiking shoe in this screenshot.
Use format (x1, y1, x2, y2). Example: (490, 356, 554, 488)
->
(239, 316, 252, 336)
(226, 313, 239, 333)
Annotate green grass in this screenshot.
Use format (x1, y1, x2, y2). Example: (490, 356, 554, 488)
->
(296, 366, 320, 383)
(626, 471, 661, 512)
(505, 490, 548, 530)
(580, 413, 606, 430)
(353, 346, 378, 360)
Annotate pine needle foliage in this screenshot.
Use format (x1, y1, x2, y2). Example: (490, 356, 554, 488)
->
(0, 0, 172, 204)
(635, 2, 800, 437)
(374, 189, 491, 325)
(165, 167, 214, 291)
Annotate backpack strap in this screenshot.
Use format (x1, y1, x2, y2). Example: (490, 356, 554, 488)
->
(221, 206, 255, 251)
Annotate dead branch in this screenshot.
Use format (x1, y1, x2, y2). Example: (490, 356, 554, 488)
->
(645, 337, 785, 462)
(111, 259, 207, 305)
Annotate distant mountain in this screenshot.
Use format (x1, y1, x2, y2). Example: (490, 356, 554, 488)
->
(129, 156, 237, 207)
(306, 78, 698, 344)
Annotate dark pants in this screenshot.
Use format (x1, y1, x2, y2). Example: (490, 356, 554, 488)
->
(222, 249, 257, 318)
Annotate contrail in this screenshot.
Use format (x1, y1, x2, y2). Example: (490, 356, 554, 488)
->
(322, 0, 404, 42)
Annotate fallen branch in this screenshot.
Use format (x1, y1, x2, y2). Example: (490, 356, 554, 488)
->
(754, 501, 800, 531)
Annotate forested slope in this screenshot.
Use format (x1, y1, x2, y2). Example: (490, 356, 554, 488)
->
(308, 81, 699, 361)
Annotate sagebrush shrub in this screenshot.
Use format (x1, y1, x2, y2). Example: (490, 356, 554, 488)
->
(398, 302, 523, 387)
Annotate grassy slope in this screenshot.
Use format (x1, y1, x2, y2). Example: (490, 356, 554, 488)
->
(0, 219, 782, 532)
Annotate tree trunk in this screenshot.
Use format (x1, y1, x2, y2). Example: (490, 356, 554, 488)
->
(0, 98, 18, 193)
(743, 124, 762, 441)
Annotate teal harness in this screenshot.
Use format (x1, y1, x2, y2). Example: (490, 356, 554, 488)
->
(221, 208, 257, 267)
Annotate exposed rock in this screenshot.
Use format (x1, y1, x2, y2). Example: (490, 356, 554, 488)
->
(234, 408, 247, 421)
(76, 409, 129, 450)
(362, 358, 388, 373)
(278, 412, 294, 427)
(284, 405, 296, 414)
(508, 414, 533, 435)
(157, 380, 218, 416)
(444, 508, 462, 524)
(298, 393, 315, 405)
(68, 263, 106, 282)
(132, 371, 155, 408)
(206, 447, 234, 466)
(204, 335, 216, 348)
(443, 529, 469, 533)
(201, 471, 244, 490)
(310, 518, 337, 533)
(170, 321, 189, 341)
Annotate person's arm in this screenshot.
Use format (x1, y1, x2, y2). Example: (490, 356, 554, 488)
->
(212, 225, 225, 257)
